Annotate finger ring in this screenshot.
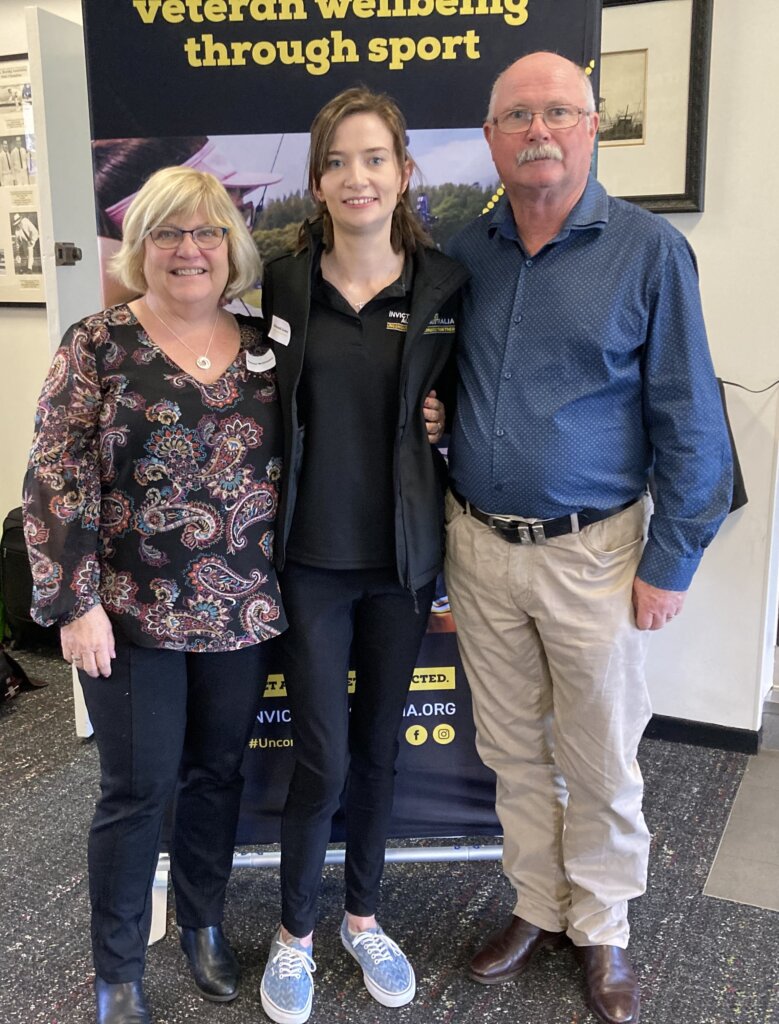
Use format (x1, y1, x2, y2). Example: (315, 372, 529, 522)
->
(71, 655, 82, 664)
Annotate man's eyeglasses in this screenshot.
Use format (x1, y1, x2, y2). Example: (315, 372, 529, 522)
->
(492, 105, 589, 134)
(148, 225, 228, 250)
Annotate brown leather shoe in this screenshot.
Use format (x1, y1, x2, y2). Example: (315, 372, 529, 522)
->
(469, 915, 567, 985)
(577, 945, 640, 1024)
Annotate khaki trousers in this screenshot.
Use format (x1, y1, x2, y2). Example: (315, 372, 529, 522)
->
(445, 491, 651, 947)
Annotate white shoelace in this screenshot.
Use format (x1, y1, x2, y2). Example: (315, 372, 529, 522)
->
(272, 941, 316, 980)
(350, 930, 402, 965)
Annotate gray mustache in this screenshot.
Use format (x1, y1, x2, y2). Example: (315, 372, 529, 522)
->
(516, 143, 564, 166)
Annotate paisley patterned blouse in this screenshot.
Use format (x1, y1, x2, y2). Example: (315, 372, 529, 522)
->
(23, 303, 287, 653)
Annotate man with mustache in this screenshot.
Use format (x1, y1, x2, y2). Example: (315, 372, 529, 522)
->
(444, 52, 732, 1024)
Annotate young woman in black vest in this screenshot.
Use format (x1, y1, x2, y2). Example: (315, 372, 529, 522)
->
(258, 87, 467, 1024)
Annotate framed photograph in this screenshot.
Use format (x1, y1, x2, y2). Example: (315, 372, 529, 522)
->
(599, 50, 647, 147)
(597, 0, 713, 213)
(0, 53, 44, 305)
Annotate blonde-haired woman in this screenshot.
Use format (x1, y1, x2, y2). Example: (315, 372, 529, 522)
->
(24, 166, 285, 1024)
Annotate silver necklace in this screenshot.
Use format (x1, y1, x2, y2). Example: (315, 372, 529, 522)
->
(334, 278, 370, 313)
(145, 302, 220, 371)
(322, 254, 401, 314)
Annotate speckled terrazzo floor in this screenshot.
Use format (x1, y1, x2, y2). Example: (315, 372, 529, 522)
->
(2, 647, 778, 1024)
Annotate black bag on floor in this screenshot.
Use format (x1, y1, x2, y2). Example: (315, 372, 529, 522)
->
(0, 507, 59, 649)
(1, 644, 47, 701)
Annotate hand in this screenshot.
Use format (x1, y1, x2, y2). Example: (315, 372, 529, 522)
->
(60, 604, 116, 678)
(632, 576, 686, 631)
(423, 390, 445, 445)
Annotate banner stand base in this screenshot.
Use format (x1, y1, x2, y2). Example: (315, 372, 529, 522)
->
(149, 844, 503, 945)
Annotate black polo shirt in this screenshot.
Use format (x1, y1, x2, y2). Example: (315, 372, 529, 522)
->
(286, 256, 413, 570)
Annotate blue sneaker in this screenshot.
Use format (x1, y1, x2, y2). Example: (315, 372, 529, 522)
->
(260, 928, 316, 1024)
(340, 917, 416, 1007)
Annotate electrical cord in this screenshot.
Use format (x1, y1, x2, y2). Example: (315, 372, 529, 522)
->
(721, 378, 779, 394)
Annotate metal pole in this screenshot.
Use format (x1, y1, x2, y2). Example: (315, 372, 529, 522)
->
(155, 844, 502, 875)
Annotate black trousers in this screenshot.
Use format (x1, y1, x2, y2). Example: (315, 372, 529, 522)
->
(79, 640, 269, 982)
(277, 562, 435, 937)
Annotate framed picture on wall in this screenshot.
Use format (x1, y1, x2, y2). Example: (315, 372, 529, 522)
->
(598, 49, 647, 147)
(597, 0, 713, 213)
(0, 53, 44, 305)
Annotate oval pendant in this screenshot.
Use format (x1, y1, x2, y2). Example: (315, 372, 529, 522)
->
(196, 356, 211, 370)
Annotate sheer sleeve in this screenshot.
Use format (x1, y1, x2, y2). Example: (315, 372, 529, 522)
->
(22, 317, 105, 626)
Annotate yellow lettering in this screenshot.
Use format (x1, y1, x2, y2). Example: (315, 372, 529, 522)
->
(331, 28, 359, 62)
(171, 0, 526, 25)
(503, 0, 528, 25)
(201, 33, 232, 64)
(277, 0, 307, 20)
(249, 0, 303, 18)
(417, 35, 441, 59)
(388, 35, 415, 69)
(410, 666, 456, 690)
(162, 0, 186, 22)
(276, 38, 305, 65)
(314, 0, 352, 18)
(183, 0, 204, 19)
(252, 40, 277, 65)
(370, 30, 478, 69)
(204, 0, 227, 19)
(184, 30, 358, 73)
(263, 673, 286, 697)
(441, 33, 463, 58)
(132, 0, 162, 23)
(368, 37, 389, 62)
(464, 28, 479, 57)
(304, 37, 330, 73)
(230, 39, 253, 62)
(408, 0, 434, 14)
(183, 36, 203, 64)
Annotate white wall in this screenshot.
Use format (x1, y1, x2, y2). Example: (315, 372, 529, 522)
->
(646, 0, 779, 731)
(1, 0, 777, 732)
(0, 0, 84, 521)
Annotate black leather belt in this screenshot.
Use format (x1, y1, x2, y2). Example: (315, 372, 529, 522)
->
(451, 490, 640, 545)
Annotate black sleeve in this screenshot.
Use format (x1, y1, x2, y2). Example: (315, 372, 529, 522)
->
(432, 293, 461, 437)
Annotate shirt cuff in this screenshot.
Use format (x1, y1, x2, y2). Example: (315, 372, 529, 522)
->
(636, 542, 699, 592)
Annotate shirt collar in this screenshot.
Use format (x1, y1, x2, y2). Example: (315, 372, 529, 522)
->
(312, 250, 411, 309)
(488, 174, 609, 246)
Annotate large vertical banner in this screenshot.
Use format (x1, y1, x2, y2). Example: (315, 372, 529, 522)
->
(0, 55, 43, 304)
(80, 0, 602, 842)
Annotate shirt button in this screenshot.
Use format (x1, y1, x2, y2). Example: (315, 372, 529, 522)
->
(525, 259, 533, 267)
(503, 371, 512, 380)
(496, 428, 505, 437)
(513, 315, 522, 324)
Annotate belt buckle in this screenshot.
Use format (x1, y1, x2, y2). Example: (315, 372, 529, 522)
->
(531, 523, 547, 545)
(515, 522, 533, 544)
(493, 519, 538, 545)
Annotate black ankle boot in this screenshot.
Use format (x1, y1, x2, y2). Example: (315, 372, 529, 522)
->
(95, 978, 150, 1024)
(178, 924, 240, 1002)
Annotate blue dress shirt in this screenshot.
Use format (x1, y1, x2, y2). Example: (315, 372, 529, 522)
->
(448, 175, 732, 591)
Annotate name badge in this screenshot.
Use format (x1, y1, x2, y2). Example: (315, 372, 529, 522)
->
(246, 349, 276, 372)
(268, 315, 291, 346)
